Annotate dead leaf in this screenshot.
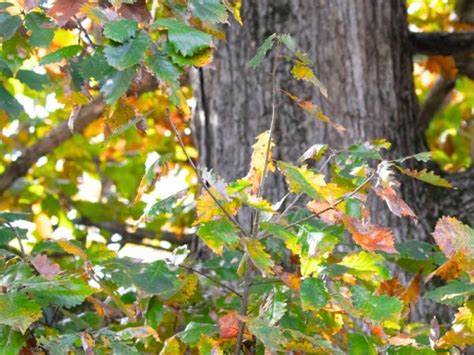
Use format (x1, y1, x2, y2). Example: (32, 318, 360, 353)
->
(48, 0, 87, 27)
(373, 185, 417, 221)
(31, 254, 60, 280)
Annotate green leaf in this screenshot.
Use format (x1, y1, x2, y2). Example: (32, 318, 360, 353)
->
(278, 33, 296, 52)
(300, 277, 329, 311)
(146, 297, 166, 329)
(396, 167, 453, 188)
(351, 285, 403, 322)
(100, 67, 135, 104)
(397, 151, 432, 163)
(104, 30, 149, 70)
(0, 226, 15, 245)
(0, 3, 14, 10)
(424, 281, 474, 306)
(79, 50, 114, 81)
(0, 326, 26, 355)
(134, 260, 182, 298)
(197, 219, 239, 255)
(248, 33, 276, 68)
(147, 51, 182, 84)
(189, 0, 228, 24)
(0, 211, 30, 222)
(39, 45, 82, 65)
(152, 18, 213, 56)
(245, 238, 274, 274)
(103, 19, 138, 43)
(247, 318, 284, 350)
(24, 12, 55, 48)
(277, 161, 326, 200)
(0, 83, 22, 117)
(23, 276, 95, 308)
(264, 287, 287, 325)
(0, 13, 21, 41)
(177, 322, 218, 345)
(347, 333, 377, 355)
(338, 251, 391, 283)
(16, 69, 49, 91)
(0, 293, 42, 333)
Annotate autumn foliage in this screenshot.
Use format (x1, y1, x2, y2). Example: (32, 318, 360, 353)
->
(0, 1, 473, 354)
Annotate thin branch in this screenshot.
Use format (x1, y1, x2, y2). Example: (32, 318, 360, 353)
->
(73, 16, 96, 48)
(418, 75, 455, 131)
(410, 31, 474, 56)
(259, 173, 375, 239)
(251, 45, 280, 235)
(274, 193, 302, 223)
(179, 264, 242, 298)
(166, 111, 249, 237)
(234, 263, 252, 354)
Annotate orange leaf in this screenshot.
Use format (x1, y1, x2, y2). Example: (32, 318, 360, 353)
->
(373, 185, 417, 221)
(343, 216, 397, 254)
(218, 311, 240, 339)
(306, 200, 341, 224)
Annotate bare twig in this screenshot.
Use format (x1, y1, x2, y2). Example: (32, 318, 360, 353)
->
(166, 111, 249, 237)
(179, 264, 242, 298)
(73, 16, 96, 48)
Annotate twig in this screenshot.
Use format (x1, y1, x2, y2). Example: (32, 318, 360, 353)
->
(273, 193, 302, 223)
(73, 16, 96, 48)
(234, 264, 252, 354)
(259, 172, 375, 239)
(179, 264, 242, 298)
(166, 111, 249, 237)
(251, 45, 280, 235)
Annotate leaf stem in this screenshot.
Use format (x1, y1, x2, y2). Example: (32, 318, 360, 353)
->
(6, 222, 26, 258)
(166, 111, 249, 237)
(179, 264, 242, 298)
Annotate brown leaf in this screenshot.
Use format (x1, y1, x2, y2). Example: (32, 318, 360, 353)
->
(432, 216, 473, 260)
(218, 311, 240, 339)
(400, 273, 421, 306)
(425, 259, 462, 283)
(48, 0, 87, 27)
(31, 254, 60, 280)
(343, 216, 397, 254)
(119, 0, 151, 22)
(373, 185, 417, 221)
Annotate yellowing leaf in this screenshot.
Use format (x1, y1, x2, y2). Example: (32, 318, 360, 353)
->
(196, 219, 239, 255)
(244, 238, 274, 275)
(160, 336, 183, 355)
(57, 239, 89, 261)
(223, 0, 242, 25)
(277, 161, 326, 200)
(290, 62, 328, 98)
(105, 98, 136, 134)
(343, 216, 397, 254)
(397, 167, 453, 188)
(283, 90, 344, 132)
(195, 188, 240, 224)
(246, 131, 275, 194)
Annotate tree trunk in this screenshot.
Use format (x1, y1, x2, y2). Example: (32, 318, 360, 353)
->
(192, 0, 474, 321)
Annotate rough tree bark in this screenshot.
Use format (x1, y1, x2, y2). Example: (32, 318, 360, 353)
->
(193, 0, 474, 321)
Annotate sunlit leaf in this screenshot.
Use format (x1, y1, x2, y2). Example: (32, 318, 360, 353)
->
(277, 161, 326, 200)
(352, 285, 403, 322)
(373, 185, 417, 221)
(153, 18, 213, 56)
(343, 216, 397, 254)
(290, 62, 328, 98)
(397, 167, 453, 188)
(0, 293, 42, 333)
(197, 219, 239, 255)
(246, 131, 275, 194)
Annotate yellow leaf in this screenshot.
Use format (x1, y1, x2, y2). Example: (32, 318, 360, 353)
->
(57, 239, 89, 261)
(290, 62, 328, 98)
(34, 213, 52, 240)
(195, 188, 240, 225)
(106, 98, 136, 132)
(246, 131, 275, 194)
